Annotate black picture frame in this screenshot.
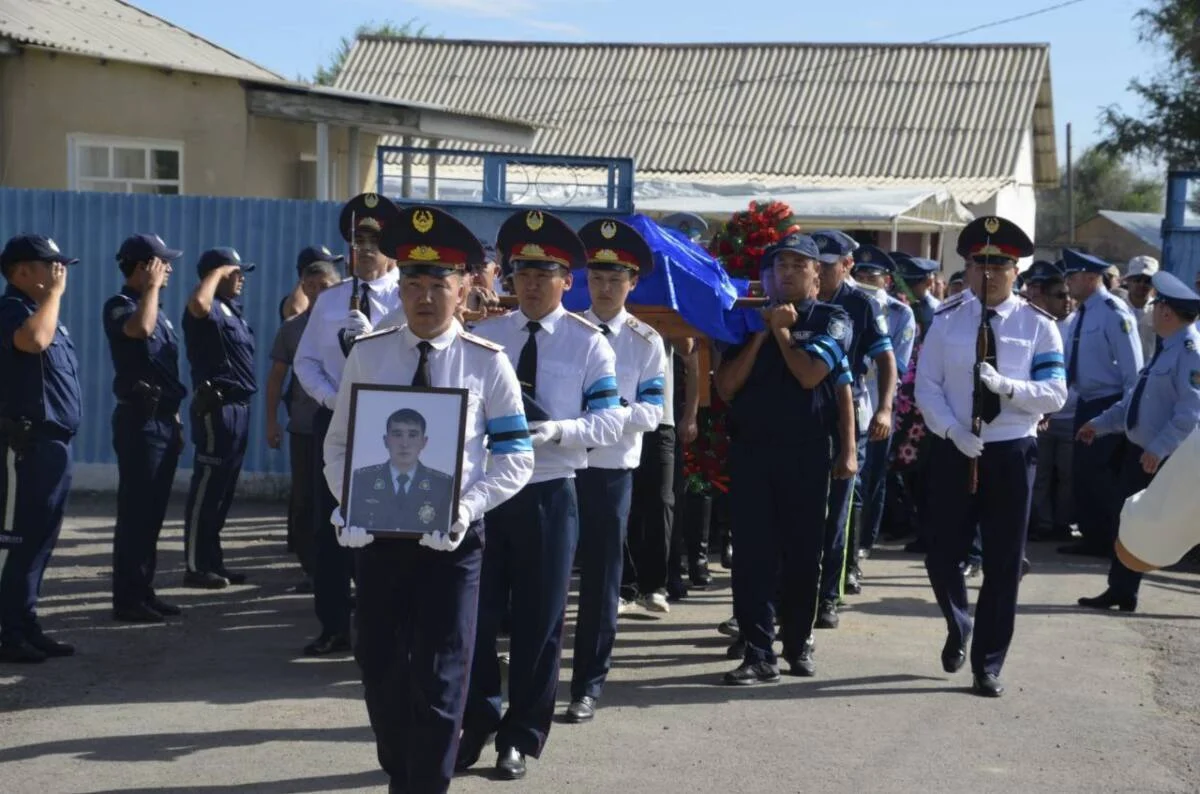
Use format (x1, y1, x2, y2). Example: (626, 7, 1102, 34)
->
(340, 383, 469, 537)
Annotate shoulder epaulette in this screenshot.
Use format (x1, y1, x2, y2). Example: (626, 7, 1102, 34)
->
(934, 294, 970, 315)
(567, 312, 603, 333)
(624, 315, 658, 343)
(1019, 297, 1056, 321)
(460, 330, 502, 352)
(1103, 297, 1129, 315)
(354, 326, 401, 343)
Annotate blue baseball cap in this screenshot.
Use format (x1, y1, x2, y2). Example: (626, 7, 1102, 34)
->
(197, 247, 255, 278)
(295, 244, 343, 274)
(1152, 271, 1200, 315)
(117, 233, 182, 265)
(810, 229, 858, 264)
(762, 233, 820, 269)
(1060, 248, 1109, 275)
(851, 244, 895, 274)
(1, 234, 78, 270)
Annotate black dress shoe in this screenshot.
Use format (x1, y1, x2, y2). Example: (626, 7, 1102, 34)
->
(722, 660, 780, 685)
(972, 672, 1005, 697)
(113, 603, 165, 623)
(303, 632, 351, 656)
(1078, 588, 1137, 612)
(721, 543, 733, 570)
(183, 571, 228, 589)
(689, 562, 712, 589)
(941, 629, 970, 674)
(1057, 541, 1108, 558)
(0, 640, 47, 664)
(146, 596, 182, 616)
(495, 747, 526, 780)
(455, 730, 491, 772)
(216, 568, 247, 585)
(27, 632, 75, 657)
(565, 696, 596, 723)
(787, 641, 816, 677)
(815, 600, 839, 629)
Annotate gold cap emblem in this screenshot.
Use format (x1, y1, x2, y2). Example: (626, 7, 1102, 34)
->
(594, 249, 620, 262)
(364, 193, 379, 209)
(984, 217, 1000, 235)
(600, 221, 618, 239)
(409, 246, 440, 261)
(526, 211, 544, 232)
(413, 209, 434, 234)
(519, 243, 546, 259)
(860, 250, 871, 262)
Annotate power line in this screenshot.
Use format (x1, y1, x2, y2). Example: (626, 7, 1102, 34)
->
(530, 0, 1089, 123)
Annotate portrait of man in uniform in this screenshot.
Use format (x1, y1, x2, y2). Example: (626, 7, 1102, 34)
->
(341, 387, 467, 537)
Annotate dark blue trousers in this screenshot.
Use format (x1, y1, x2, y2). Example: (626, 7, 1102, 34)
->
(731, 439, 831, 665)
(183, 402, 249, 575)
(0, 437, 73, 645)
(312, 408, 353, 637)
(822, 430, 866, 601)
(571, 467, 633, 702)
(859, 435, 893, 552)
(924, 435, 1037, 678)
(1107, 442, 1159, 599)
(112, 407, 181, 608)
(464, 477, 578, 758)
(1073, 394, 1125, 548)
(354, 525, 484, 794)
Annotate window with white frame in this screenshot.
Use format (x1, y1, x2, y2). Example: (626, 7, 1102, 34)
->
(68, 135, 183, 194)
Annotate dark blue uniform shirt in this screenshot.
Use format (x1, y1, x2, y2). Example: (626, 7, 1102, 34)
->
(828, 281, 893, 391)
(0, 285, 82, 435)
(181, 296, 257, 401)
(103, 286, 187, 409)
(723, 299, 853, 445)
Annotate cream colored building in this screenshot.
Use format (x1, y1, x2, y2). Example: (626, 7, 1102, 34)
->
(0, 0, 535, 201)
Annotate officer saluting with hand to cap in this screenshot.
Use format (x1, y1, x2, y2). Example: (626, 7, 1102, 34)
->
(181, 246, 257, 589)
(105, 234, 187, 622)
(322, 205, 534, 794)
(0, 234, 80, 664)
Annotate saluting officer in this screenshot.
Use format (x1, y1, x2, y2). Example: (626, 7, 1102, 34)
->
(812, 230, 897, 623)
(714, 233, 856, 683)
(566, 218, 667, 723)
(458, 210, 625, 781)
(181, 247, 257, 589)
(105, 234, 187, 621)
(915, 216, 1067, 697)
(1076, 270, 1200, 612)
(0, 234, 80, 664)
(293, 193, 404, 656)
(322, 205, 534, 794)
(851, 246, 916, 559)
(1060, 248, 1144, 556)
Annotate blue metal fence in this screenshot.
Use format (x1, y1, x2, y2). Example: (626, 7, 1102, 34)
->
(0, 188, 344, 476)
(1161, 170, 1200, 288)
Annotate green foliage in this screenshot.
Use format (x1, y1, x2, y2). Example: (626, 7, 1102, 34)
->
(1035, 146, 1163, 244)
(312, 19, 433, 86)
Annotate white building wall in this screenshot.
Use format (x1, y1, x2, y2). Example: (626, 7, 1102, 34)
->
(961, 127, 1039, 273)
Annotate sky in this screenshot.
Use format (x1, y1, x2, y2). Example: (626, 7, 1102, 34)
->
(135, 0, 1165, 171)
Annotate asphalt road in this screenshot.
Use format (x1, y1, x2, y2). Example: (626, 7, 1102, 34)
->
(1, 493, 1197, 794)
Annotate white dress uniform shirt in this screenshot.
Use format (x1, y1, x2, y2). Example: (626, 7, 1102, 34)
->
(323, 320, 534, 526)
(916, 291, 1068, 443)
(583, 308, 667, 470)
(294, 269, 404, 409)
(473, 303, 626, 484)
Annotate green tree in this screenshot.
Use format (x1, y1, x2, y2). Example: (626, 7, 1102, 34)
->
(1036, 146, 1163, 244)
(1099, 0, 1200, 168)
(312, 19, 432, 86)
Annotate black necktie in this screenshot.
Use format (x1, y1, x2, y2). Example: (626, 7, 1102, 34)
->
(394, 472, 409, 498)
(412, 341, 432, 388)
(1126, 347, 1161, 430)
(1067, 302, 1086, 386)
(979, 308, 1002, 424)
(358, 283, 372, 321)
(600, 323, 612, 337)
(517, 321, 541, 397)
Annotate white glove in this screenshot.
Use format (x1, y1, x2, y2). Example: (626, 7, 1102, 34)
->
(329, 506, 374, 548)
(419, 507, 469, 552)
(978, 363, 1014, 397)
(342, 310, 373, 338)
(946, 424, 985, 459)
(529, 420, 563, 447)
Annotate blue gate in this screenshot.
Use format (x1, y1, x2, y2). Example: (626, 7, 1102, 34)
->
(1160, 170, 1200, 287)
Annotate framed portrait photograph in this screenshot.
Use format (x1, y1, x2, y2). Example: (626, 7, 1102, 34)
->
(341, 384, 468, 538)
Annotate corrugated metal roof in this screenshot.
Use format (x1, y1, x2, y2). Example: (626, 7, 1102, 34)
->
(0, 0, 282, 82)
(340, 39, 1057, 191)
(1097, 210, 1163, 251)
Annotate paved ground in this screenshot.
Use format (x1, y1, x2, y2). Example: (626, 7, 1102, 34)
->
(1, 493, 1198, 794)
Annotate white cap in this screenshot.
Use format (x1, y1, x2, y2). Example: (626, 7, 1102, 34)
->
(1126, 255, 1159, 278)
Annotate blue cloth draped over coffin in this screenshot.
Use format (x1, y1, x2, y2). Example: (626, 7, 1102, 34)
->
(562, 213, 765, 343)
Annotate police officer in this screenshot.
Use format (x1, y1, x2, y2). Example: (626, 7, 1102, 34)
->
(915, 216, 1067, 697)
(0, 234, 80, 664)
(293, 193, 404, 656)
(714, 233, 856, 683)
(458, 210, 624, 780)
(947, 270, 967, 297)
(1060, 248, 1143, 556)
(1076, 270, 1200, 612)
(566, 218, 667, 723)
(321, 205, 534, 794)
(181, 246, 257, 589)
(893, 254, 941, 342)
(851, 246, 916, 558)
(812, 231, 897, 623)
(105, 234, 187, 621)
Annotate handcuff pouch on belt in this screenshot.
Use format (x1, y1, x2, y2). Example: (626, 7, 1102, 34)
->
(193, 380, 225, 415)
(131, 380, 163, 415)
